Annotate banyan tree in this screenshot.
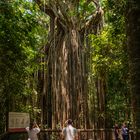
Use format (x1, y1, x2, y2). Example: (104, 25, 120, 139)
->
(36, 0, 103, 128)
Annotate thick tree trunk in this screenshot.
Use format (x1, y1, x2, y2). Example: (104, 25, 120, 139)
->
(126, 0, 140, 139)
(35, 0, 103, 129)
(45, 23, 89, 128)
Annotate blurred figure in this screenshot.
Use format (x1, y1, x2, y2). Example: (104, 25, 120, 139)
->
(114, 123, 119, 140)
(26, 122, 40, 140)
(121, 122, 129, 140)
(62, 119, 78, 140)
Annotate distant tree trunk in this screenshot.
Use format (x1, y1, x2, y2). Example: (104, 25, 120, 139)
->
(96, 77, 106, 129)
(96, 70, 106, 139)
(126, 0, 140, 139)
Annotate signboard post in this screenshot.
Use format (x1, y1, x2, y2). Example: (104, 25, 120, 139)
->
(8, 112, 30, 132)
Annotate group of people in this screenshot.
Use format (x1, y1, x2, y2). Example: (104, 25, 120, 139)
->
(114, 123, 129, 140)
(25, 120, 129, 140)
(25, 119, 77, 140)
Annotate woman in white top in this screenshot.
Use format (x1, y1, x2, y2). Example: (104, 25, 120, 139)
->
(62, 119, 78, 140)
(26, 122, 40, 140)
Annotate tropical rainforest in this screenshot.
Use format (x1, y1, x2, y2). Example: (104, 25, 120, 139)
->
(0, 0, 140, 139)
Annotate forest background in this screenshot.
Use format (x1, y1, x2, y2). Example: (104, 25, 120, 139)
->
(0, 0, 140, 139)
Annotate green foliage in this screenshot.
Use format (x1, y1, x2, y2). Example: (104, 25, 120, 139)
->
(103, 1, 130, 126)
(0, 0, 48, 133)
(78, 0, 96, 20)
(0, 0, 131, 132)
(88, 0, 130, 127)
(104, 0, 126, 34)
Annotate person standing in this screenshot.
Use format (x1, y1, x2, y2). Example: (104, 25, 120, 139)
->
(114, 123, 119, 140)
(62, 119, 78, 140)
(26, 122, 40, 140)
(121, 123, 129, 140)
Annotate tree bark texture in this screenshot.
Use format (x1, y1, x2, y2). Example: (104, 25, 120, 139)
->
(35, 0, 103, 129)
(47, 25, 88, 128)
(126, 0, 140, 139)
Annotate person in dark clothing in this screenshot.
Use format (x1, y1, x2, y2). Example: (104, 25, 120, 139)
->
(121, 123, 129, 140)
(114, 123, 119, 140)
